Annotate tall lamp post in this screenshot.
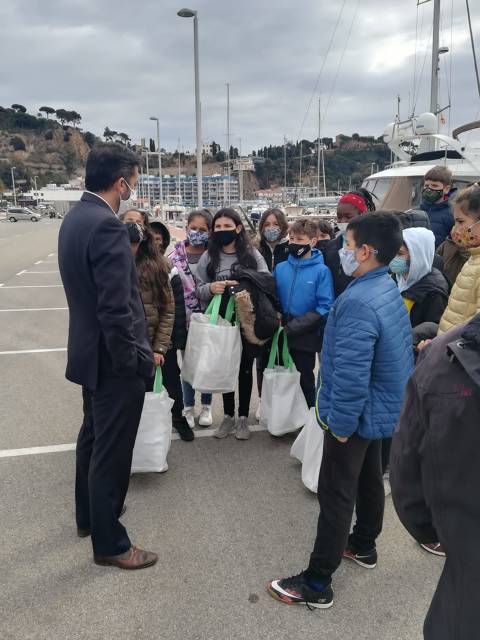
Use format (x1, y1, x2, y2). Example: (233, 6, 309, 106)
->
(33, 175, 38, 191)
(150, 116, 163, 214)
(11, 167, 17, 206)
(177, 8, 203, 207)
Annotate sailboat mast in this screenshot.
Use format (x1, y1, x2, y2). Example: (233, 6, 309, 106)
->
(317, 98, 321, 197)
(430, 0, 441, 115)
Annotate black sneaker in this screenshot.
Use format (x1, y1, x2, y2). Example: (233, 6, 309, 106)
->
(267, 572, 333, 609)
(343, 547, 377, 569)
(173, 417, 195, 442)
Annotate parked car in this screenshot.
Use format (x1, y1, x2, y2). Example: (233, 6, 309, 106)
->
(7, 207, 42, 222)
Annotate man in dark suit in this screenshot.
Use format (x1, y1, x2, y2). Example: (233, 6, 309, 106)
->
(58, 143, 157, 570)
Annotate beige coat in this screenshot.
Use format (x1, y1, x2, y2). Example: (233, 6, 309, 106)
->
(438, 245, 480, 333)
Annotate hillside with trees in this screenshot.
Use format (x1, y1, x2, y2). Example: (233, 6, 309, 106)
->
(0, 104, 98, 190)
(253, 135, 391, 192)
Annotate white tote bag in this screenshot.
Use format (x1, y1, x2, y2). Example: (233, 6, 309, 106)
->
(131, 367, 174, 474)
(290, 407, 325, 493)
(181, 294, 242, 394)
(260, 328, 310, 436)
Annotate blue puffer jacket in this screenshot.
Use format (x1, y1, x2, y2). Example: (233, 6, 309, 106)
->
(275, 250, 334, 352)
(317, 267, 413, 440)
(420, 198, 454, 247)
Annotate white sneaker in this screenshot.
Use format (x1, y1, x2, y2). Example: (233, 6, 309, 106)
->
(256, 400, 261, 422)
(198, 405, 213, 427)
(182, 406, 195, 429)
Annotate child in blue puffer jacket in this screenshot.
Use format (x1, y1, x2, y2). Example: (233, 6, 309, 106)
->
(268, 212, 413, 610)
(274, 218, 334, 407)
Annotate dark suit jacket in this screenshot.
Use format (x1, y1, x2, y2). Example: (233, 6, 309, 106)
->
(58, 192, 155, 391)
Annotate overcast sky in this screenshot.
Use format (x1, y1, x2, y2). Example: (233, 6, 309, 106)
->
(2, 0, 480, 153)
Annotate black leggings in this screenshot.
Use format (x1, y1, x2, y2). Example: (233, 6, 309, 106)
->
(223, 350, 255, 418)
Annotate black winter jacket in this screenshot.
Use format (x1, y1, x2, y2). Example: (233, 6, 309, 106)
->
(420, 198, 454, 247)
(390, 314, 480, 640)
(169, 268, 188, 351)
(231, 265, 280, 346)
(320, 235, 352, 298)
(401, 268, 449, 328)
(258, 238, 289, 273)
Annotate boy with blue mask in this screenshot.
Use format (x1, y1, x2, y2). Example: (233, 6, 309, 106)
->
(268, 212, 413, 610)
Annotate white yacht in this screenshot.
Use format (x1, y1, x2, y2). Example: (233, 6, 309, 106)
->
(363, 115, 480, 210)
(363, 0, 480, 210)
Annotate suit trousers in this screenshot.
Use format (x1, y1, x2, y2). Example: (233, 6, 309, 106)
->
(75, 372, 146, 556)
(306, 431, 385, 582)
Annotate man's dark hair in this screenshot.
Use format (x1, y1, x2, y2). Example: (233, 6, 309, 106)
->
(347, 212, 402, 265)
(85, 143, 140, 192)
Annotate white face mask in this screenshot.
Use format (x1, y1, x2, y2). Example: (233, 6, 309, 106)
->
(337, 222, 349, 235)
(121, 178, 137, 202)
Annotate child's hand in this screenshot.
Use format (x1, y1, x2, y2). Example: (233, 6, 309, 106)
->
(336, 436, 348, 443)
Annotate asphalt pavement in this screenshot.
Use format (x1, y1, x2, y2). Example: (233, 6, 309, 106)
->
(0, 218, 442, 640)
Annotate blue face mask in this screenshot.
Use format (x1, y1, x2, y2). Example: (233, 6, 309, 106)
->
(389, 255, 409, 275)
(263, 227, 281, 242)
(187, 229, 209, 247)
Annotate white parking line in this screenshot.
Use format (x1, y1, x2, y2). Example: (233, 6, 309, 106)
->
(48, 253, 56, 257)
(18, 270, 60, 274)
(0, 425, 270, 458)
(0, 348, 67, 355)
(0, 285, 63, 289)
(34, 260, 43, 265)
(0, 444, 76, 458)
(0, 307, 68, 312)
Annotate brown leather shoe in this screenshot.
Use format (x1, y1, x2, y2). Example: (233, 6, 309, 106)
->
(94, 546, 158, 570)
(77, 504, 127, 538)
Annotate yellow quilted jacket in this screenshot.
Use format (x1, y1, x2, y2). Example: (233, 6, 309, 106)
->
(438, 245, 480, 333)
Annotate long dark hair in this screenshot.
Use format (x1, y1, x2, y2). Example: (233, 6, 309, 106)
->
(207, 208, 258, 280)
(136, 227, 170, 312)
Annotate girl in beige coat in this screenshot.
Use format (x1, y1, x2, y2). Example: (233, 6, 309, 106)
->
(439, 185, 480, 333)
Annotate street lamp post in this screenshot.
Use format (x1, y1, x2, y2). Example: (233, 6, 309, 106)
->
(11, 167, 17, 206)
(145, 149, 151, 212)
(150, 117, 163, 214)
(33, 175, 38, 191)
(178, 8, 203, 207)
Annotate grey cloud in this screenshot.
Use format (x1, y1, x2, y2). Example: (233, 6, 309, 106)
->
(2, 0, 479, 152)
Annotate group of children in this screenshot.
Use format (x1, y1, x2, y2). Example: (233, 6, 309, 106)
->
(121, 164, 480, 616)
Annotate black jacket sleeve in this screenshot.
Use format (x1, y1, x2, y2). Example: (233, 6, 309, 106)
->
(88, 216, 138, 376)
(390, 376, 439, 545)
(170, 269, 188, 350)
(284, 310, 324, 336)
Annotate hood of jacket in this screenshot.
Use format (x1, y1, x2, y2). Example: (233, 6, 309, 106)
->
(397, 227, 436, 293)
(447, 313, 480, 388)
(286, 248, 326, 268)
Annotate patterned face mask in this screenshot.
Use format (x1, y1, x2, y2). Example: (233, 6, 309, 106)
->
(187, 229, 209, 247)
(451, 221, 480, 248)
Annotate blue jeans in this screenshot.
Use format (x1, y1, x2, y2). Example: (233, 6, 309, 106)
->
(181, 378, 212, 408)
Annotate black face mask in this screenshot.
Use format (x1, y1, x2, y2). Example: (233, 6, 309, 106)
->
(125, 221, 144, 244)
(422, 187, 444, 204)
(213, 230, 238, 246)
(288, 242, 311, 258)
